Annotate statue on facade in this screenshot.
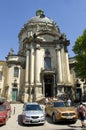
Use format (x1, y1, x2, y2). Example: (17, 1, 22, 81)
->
(8, 48, 14, 55)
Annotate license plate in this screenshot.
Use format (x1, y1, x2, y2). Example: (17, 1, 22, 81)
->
(67, 116, 73, 119)
(32, 120, 39, 123)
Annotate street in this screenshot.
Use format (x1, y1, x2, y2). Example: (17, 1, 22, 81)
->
(0, 104, 85, 130)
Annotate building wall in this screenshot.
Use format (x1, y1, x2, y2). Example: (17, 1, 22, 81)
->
(0, 61, 7, 97)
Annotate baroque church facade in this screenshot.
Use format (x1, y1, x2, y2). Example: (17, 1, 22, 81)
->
(0, 10, 86, 102)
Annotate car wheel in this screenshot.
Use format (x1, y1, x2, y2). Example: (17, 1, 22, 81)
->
(71, 120, 77, 124)
(41, 123, 45, 125)
(4, 120, 7, 125)
(52, 114, 56, 123)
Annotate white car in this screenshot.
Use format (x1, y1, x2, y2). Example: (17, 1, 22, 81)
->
(22, 102, 45, 125)
(82, 101, 86, 106)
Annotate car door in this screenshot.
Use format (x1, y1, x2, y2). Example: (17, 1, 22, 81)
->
(6, 103, 11, 118)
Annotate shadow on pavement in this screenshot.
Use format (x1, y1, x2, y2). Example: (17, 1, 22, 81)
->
(54, 129, 79, 130)
(0, 124, 4, 127)
(18, 114, 23, 126)
(68, 124, 82, 129)
(46, 116, 77, 125)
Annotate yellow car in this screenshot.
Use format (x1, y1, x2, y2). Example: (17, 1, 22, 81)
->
(45, 100, 78, 123)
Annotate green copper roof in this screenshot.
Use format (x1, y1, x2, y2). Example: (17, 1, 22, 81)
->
(36, 9, 44, 16)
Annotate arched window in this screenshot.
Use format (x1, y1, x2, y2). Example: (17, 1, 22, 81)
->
(14, 67, 19, 77)
(44, 57, 51, 70)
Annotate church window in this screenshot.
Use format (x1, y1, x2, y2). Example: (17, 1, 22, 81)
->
(14, 67, 19, 77)
(45, 49, 50, 56)
(44, 57, 51, 70)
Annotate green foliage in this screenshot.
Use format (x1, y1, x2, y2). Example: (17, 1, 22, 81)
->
(72, 29, 86, 79)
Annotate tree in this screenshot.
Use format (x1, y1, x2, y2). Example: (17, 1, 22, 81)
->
(72, 29, 86, 80)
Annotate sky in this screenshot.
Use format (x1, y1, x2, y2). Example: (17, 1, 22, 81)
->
(0, 0, 86, 60)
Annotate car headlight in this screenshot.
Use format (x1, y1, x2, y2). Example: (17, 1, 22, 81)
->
(55, 111, 61, 115)
(41, 115, 45, 118)
(0, 115, 6, 118)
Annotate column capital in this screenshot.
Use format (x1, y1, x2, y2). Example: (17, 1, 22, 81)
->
(35, 44, 40, 50)
(55, 44, 61, 51)
(25, 46, 30, 52)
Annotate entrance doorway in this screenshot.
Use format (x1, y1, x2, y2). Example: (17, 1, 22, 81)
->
(44, 75, 53, 97)
(75, 88, 82, 102)
(45, 84, 52, 97)
(12, 88, 18, 101)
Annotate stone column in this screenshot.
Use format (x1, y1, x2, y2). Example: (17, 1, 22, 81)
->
(28, 45, 35, 102)
(23, 44, 30, 102)
(53, 74, 56, 96)
(35, 44, 41, 84)
(25, 49, 30, 86)
(30, 45, 34, 85)
(65, 52, 70, 82)
(56, 44, 62, 83)
(60, 44, 65, 82)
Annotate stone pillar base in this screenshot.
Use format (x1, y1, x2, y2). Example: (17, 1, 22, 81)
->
(22, 93, 29, 103)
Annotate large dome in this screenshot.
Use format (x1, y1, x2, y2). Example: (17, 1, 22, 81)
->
(28, 10, 54, 24)
(18, 9, 61, 39)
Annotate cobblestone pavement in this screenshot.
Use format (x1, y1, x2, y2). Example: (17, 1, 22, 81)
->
(0, 104, 85, 130)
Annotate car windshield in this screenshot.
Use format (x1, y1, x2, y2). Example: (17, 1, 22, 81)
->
(0, 105, 6, 111)
(0, 98, 6, 105)
(25, 104, 42, 111)
(54, 102, 66, 107)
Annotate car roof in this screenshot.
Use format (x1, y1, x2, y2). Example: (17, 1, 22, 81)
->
(24, 102, 39, 105)
(52, 99, 64, 102)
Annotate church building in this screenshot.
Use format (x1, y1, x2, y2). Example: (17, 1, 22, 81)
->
(0, 10, 85, 102)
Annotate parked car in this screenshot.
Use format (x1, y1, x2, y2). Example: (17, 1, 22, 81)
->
(0, 97, 6, 105)
(22, 102, 45, 125)
(45, 100, 78, 123)
(0, 100, 11, 125)
(82, 101, 86, 106)
(82, 97, 86, 106)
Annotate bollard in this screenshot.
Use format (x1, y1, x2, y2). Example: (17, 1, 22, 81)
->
(13, 106, 16, 114)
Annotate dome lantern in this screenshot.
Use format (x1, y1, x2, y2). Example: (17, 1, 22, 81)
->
(36, 9, 45, 17)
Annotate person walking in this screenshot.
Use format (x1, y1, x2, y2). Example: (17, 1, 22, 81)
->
(67, 98, 71, 106)
(77, 102, 86, 128)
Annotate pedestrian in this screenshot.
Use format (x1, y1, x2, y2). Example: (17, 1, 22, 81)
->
(77, 102, 86, 128)
(67, 98, 71, 106)
(45, 97, 49, 105)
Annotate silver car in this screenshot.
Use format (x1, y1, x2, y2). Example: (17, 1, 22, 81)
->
(22, 102, 45, 125)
